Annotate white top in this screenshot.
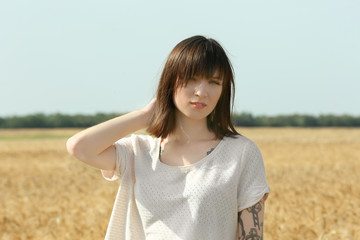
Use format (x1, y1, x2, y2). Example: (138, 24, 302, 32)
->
(101, 134, 270, 240)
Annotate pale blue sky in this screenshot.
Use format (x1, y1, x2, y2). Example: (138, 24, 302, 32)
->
(1, 0, 359, 117)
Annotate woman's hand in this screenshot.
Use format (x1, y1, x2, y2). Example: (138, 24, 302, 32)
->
(140, 98, 157, 126)
(142, 98, 156, 115)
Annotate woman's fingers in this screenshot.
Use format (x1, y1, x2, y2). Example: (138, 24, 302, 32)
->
(143, 98, 156, 115)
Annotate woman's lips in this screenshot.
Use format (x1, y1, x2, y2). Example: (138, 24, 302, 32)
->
(190, 102, 207, 109)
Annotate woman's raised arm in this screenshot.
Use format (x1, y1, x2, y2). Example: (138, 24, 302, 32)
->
(66, 99, 156, 171)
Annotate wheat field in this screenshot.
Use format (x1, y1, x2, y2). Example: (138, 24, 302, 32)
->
(1, 128, 359, 240)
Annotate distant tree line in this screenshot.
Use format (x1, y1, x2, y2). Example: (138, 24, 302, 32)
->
(231, 113, 360, 127)
(0, 112, 359, 128)
(0, 113, 120, 128)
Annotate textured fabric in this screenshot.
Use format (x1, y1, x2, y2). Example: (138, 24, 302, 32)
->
(101, 134, 270, 240)
(101, 137, 145, 240)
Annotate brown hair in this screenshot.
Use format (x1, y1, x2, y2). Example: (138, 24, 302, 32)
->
(147, 35, 240, 139)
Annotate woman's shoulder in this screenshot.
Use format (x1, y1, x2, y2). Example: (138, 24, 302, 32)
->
(114, 134, 160, 157)
(115, 134, 159, 147)
(223, 134, 255, 145)
(132, 134, 159, 142)
(222, 134, 264, 167)
(222, 134, 261, 153)
(127, 134, 160, 149)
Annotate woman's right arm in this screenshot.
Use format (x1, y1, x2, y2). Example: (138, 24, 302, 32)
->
(66, 99, 156, 171)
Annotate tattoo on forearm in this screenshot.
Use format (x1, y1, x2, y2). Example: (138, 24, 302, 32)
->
(238, 211, 246, 240)
(238, 197, 266, 240)
(246, 228, 261, 240)
(246, 202, 262, 230)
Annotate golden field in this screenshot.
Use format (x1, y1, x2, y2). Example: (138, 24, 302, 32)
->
(1, 128, 359, 240)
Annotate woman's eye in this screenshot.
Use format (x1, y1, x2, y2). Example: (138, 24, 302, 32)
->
(210, 80, 221, 85)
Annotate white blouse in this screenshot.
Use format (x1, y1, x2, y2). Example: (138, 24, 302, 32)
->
(101, 134, 270, 240)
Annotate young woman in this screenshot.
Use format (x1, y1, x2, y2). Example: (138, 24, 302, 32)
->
(67, 35, 270, 240)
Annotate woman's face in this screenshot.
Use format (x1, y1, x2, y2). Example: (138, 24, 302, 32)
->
(173, 75, 223, 121)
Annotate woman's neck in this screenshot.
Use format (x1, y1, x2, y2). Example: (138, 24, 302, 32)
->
(167, 112, 216, 143)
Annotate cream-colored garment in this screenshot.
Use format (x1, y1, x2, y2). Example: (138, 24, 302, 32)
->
(101, 134, 270, 240)
(101, 138, 145, 240)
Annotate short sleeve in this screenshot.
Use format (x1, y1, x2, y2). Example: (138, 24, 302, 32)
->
(237, 140, 270, 211)
(100, 135, 135, 181)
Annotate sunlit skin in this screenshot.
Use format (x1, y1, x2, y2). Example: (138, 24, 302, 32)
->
(173, 75, 223, 122)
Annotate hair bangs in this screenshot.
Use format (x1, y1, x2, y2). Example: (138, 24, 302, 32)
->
(174, 39, 231, 89)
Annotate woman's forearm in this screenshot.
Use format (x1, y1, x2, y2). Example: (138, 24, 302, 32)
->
(66, 99, 155, 169)
(67, 99, 156, 160)
(67, 110, 148, 156)
(237, 194, 268, 240)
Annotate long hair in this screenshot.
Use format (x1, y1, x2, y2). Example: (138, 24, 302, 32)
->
(147, 35, 239, 139)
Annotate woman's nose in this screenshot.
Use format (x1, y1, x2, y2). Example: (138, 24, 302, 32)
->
(194, 80, 208, 97)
